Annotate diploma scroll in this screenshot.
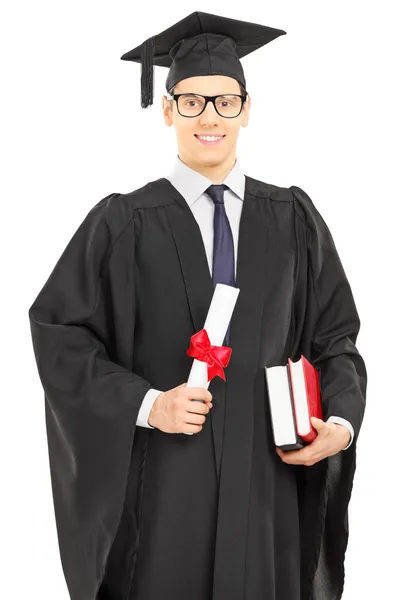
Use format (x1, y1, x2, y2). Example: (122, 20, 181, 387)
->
(184, 283, 240, 435)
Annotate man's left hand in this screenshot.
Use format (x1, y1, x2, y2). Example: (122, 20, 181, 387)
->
(275, 417, 351, 466)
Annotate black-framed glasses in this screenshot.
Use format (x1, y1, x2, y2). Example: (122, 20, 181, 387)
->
(169, 93, 248, 118)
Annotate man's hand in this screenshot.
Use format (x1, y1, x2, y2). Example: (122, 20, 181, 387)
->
(275, 417, 351, 466)
(148, 382, 213, 434)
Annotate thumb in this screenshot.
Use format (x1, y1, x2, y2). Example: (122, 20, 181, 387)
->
(310, 416, 325, 430)
(176, 382, 187, 389)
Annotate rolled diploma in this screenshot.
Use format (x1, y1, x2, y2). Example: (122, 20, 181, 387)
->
(184, 283, 240, 435)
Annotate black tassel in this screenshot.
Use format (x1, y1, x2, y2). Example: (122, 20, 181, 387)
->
(140, 35, 156, 108)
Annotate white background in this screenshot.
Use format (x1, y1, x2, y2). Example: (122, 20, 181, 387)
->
(2, 1, 399, 598)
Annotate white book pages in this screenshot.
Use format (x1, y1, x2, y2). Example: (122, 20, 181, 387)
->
(265, 364, 297, 446)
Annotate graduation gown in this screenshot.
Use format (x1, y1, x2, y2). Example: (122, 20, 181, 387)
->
(28, 175, 367, 600)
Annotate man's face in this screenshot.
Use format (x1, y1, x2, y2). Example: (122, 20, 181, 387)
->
(162, 75, 251, 166)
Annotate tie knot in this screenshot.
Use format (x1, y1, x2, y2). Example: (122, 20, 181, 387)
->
(205, 184, 229, 205)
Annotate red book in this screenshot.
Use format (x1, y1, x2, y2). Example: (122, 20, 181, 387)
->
(264, 354, 323, 451)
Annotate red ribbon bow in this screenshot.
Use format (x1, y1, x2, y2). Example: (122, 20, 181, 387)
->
(186, 328, 232, 382)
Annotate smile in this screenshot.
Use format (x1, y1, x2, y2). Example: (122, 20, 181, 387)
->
(194, 134, 226, 146)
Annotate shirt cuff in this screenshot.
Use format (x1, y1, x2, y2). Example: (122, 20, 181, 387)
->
(136, 388, 163, 428)
(327, 416, 355, 449)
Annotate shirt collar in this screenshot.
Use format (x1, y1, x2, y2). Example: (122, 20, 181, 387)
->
(166, 154, 245, 206)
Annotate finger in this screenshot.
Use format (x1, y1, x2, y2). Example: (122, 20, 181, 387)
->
(183, 422, 203, 434)
(278, 445, 327, 465)
(276, 446, 310, 459)
(276, 446, 313, 464)
(310, 417, 328, 433)
(184, 399, 211, 414)
(184, 412, 207, 426)
(185, 386, 213, 403)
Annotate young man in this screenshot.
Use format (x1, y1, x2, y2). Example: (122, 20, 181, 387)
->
(28, 11, 367, 600)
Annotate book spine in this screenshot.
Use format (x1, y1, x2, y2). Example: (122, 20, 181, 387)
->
(286, 361, 303, 446)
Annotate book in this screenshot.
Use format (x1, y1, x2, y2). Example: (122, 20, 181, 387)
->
(264, 355, 323, 451)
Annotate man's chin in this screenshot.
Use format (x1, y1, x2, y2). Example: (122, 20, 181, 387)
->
(192, 145, 231, 159)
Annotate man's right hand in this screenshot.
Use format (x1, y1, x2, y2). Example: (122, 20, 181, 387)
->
(148, 382, 213, 434)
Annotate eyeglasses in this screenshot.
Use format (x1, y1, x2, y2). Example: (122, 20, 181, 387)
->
(168, 93, 248, 118)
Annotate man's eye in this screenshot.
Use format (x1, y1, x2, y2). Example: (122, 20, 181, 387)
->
(217, 100, 233, 108)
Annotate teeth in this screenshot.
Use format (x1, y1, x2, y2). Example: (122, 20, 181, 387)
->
(198, 135, 223, 141)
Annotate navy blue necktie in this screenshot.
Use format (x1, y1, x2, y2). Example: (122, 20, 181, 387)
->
(205, 184, 235, 345)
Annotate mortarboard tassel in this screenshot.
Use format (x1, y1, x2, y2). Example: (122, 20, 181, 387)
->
(140, 35, 156, 108)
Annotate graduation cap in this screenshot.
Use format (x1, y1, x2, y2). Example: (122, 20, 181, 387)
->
(120, 11, 287, 108)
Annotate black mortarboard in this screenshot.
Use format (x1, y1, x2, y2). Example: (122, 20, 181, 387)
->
(120, 11, 286, 108)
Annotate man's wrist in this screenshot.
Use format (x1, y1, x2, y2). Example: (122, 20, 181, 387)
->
(327, 416, 354, 450)
(148, 391, 165, 428)
(334, 423, 351, 449)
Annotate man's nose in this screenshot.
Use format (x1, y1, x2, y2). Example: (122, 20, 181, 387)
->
(198, 100, 220, 124)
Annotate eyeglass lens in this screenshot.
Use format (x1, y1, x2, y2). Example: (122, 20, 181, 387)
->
(177, 94, 243, 117)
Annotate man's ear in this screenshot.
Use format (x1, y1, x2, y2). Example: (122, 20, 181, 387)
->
(162, 95, 174, 127)
(241, 94, 251, 127)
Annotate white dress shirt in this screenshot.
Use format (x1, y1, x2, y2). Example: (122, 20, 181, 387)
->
(135, 154, 355, 450)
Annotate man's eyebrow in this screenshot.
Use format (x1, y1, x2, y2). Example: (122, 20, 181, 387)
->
(168, 92, 242, 95)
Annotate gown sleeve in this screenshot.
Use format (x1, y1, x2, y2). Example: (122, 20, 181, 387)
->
(28, 192, 153, 600)
(290, 185, 367, 445)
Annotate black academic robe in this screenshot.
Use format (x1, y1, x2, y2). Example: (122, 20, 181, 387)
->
(28, 176, 367, 600)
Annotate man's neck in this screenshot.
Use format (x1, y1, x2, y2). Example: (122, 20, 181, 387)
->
(178, 153, 236, 184)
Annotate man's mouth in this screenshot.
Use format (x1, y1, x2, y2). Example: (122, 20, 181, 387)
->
(194, 134, 226, 146)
